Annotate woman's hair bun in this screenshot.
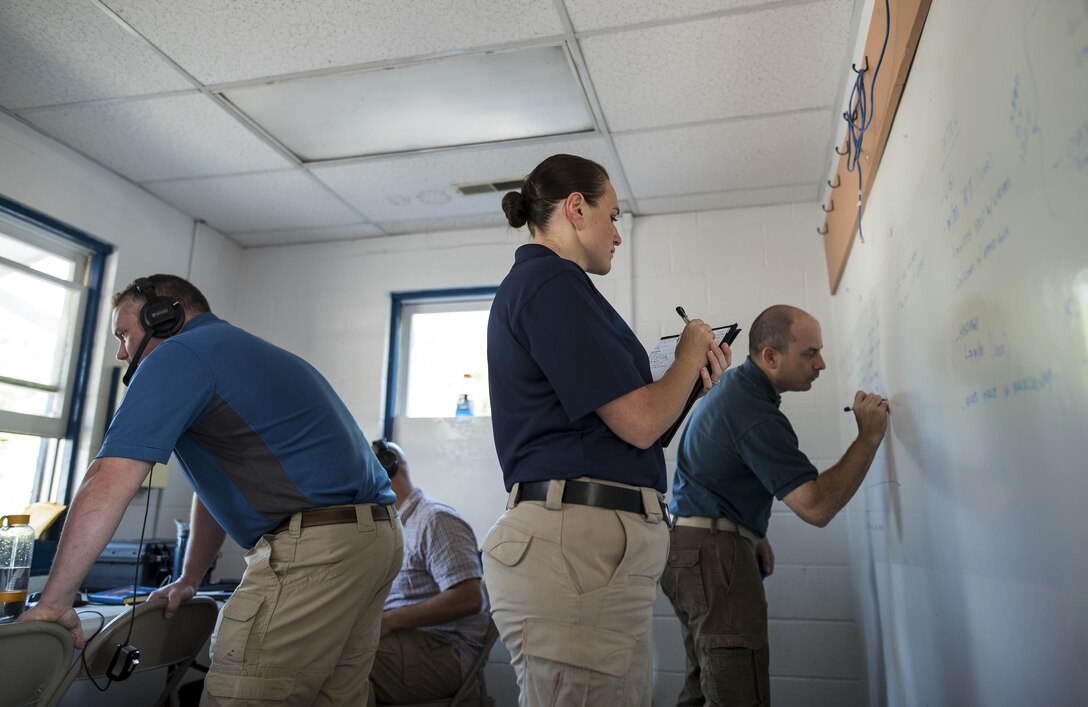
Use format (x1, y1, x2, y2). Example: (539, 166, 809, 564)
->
(502, 191, 529, 229)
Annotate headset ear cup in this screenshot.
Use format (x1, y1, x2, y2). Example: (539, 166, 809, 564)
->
(140, 299, 185, 338)
(134, 277, 184, 338)
(379, 450, 399, 478)
(373, 440, 399, 478)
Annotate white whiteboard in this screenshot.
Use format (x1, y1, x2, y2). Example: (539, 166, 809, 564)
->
(829, 1, 1088, 705)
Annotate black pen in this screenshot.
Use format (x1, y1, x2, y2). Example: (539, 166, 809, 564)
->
(676, 306, 691, 325)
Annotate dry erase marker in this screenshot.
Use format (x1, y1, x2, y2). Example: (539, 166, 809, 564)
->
(843, 398, 888, 412)
(676, 306, 691, 325)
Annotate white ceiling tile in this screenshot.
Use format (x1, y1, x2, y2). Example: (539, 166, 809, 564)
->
(614, 110, 830, 198)
(313, 136, 626, 222)
(637, 184, 820, 215)
(144, 171, 363, 234)
(22, 93, 293, 182)
(0, 0, 192, 110)
(565, 0, 774, 32)
(581, 0, 855, 131)
(101, 0, 565, 84)
(232, 223, 385, 248)
(222, 46, 592, 160)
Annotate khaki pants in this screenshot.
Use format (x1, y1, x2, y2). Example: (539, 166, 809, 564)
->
(660, 524, 770, 707)
(366, 629, 463, 706)
(202, 505, 403, 706)
(482, 479, 669, 707)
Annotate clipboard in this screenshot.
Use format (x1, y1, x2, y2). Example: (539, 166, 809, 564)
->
(656, 323, 742, 447)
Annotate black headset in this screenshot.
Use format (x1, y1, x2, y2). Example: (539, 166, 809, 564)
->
(134, 277, 185, 338)
(373, 439, 400, 478)
(121, 277, 185, 386)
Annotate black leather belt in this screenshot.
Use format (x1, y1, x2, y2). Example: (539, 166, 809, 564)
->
(516, 480, 644, 514)
(273, 504, 395, 534)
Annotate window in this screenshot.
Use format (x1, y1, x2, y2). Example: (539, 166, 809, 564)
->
(0, 196, 112, 508)
(384, 288, 496, 438)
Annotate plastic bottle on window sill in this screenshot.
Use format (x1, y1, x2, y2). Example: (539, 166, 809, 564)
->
(456, 374, 476, 417)
(0, 514, 34, 624)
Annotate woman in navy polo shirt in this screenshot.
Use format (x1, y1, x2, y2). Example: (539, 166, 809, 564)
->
(482, 153, 732, 706)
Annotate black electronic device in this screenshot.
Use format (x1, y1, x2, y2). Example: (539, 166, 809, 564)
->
(373, 438, 400, 478)
(83, 540, 175, 592)
(122, 277, 184, 386)
(107, 644, 141, 681)
(134, 277, 184, 338)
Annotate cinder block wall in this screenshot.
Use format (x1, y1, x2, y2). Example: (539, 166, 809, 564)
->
(633, 205, 864, 706)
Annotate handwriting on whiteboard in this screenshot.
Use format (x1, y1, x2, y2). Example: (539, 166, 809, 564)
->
(1009, 74, 1041, 163)
(1054, 119, 1088, 171)
(955, 315, 1011, 365)
(963, 369, 1053, 410)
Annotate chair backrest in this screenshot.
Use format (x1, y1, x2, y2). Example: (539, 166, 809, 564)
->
(42, 596, 218, 707)
(445, 618, 499, 707)
(0, 620, 74, 707)
(374, 619, 500, 707)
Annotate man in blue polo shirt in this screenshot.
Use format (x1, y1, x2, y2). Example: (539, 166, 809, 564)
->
(20, 274, 402, 706)
(662, 304, 889, 707)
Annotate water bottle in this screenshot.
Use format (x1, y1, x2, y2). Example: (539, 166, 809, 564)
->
(0, 514, 34, 624)
(455, 393, 474, 417)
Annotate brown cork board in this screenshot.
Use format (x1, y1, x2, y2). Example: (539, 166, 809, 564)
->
(821, 0, 932, 294)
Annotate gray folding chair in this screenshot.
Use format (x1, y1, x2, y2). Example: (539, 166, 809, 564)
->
(0, 619, 75, 707)
(42, 596, 218, 707)
(375, 618, 499, 707)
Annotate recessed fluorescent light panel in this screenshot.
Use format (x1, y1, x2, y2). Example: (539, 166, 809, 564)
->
(220, 45, 594, 162)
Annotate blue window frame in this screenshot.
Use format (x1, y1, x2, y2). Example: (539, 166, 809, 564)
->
(0, 194, 113, 510)
(383, 286, 497, 440)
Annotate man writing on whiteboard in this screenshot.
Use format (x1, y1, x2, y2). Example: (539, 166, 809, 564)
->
(661, 304, 889, 707)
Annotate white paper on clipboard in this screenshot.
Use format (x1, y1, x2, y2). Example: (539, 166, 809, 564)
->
(649, 326, 735, 381)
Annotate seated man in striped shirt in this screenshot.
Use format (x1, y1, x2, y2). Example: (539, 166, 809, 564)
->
(367, 439, 492, 706)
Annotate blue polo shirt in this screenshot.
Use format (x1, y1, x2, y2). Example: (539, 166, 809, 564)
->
(98, 313, 395, 548)
(670, 356, 818, 537)
(488, 244, 666, 492)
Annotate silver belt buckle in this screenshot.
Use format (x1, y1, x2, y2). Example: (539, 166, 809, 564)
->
(659, 500, 674, 528)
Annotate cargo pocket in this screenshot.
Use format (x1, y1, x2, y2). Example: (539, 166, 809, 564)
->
(661, 547, 707, 614)
(523, 618, 636, 677)
(212, 592, 264, 669)
(481, 522, 532, 567)
(205, 672, 295, 701)
(699, 633, 766, 707)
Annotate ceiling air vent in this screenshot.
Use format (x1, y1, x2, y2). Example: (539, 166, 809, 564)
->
(453, 178, 525, 196)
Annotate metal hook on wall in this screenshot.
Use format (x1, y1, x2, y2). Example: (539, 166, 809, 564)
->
(852, 56, 869, 74)
(834, 145, 848, 156)
(822, 200, 835, 213)
(817, 224, 829, 235)
(828, 175, 840, 189)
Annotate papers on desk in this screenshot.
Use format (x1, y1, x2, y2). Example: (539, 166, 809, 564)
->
(25, 501, 66, 539)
